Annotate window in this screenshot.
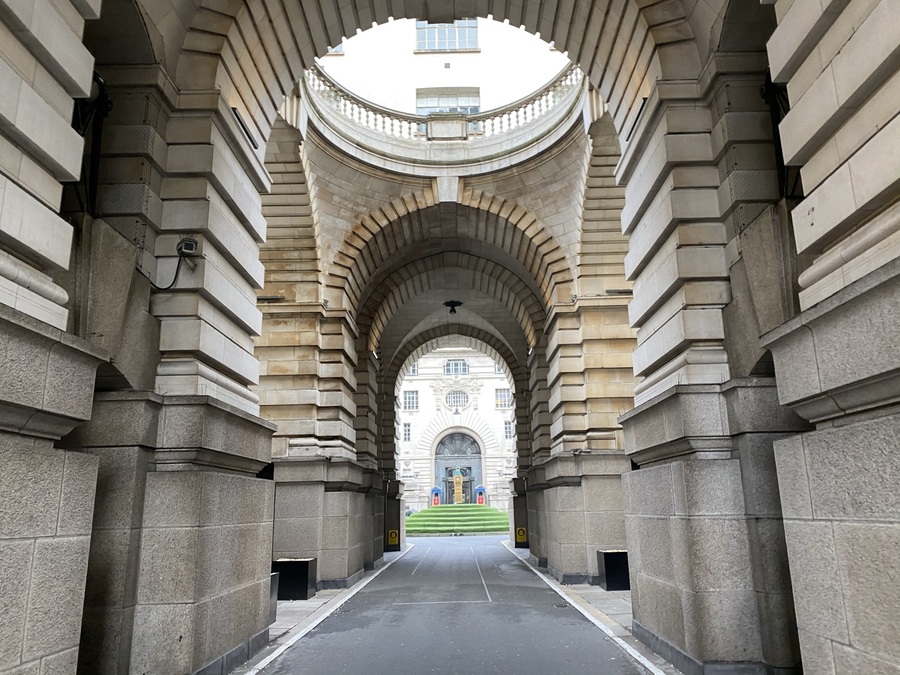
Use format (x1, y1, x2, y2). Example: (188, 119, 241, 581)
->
(494, 363, 504, 374)
(403, 390, 419, 411)
(443, 359, 470, 375)
(445, 390, 469, 408)
(504, 421, 515, 439)
(403, 423, 411, 442)
(495, 388, 513, 409)
(416, 88, 480, 116)
(415, 19, 478, 51)
(407, 361, 418, 376)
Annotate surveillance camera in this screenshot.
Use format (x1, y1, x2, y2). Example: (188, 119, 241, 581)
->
(176, 237, 199, 256)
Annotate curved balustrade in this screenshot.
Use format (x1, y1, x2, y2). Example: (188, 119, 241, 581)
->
(305, 68, 427, 140)
(304, 64, 584, 144)
(470, 66, 584, 138)
(298, 64, 588, 176)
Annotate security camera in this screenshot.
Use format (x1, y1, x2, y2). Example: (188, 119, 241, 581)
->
(176, 237, 199, 256)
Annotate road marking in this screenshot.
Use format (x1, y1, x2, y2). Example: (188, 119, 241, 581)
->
(501, 541, 668, 675)
(410, 547, 430, 576)
(393, 600, 491, 605)
(471, 546, 493, 603)
(246, 544, 415, 674)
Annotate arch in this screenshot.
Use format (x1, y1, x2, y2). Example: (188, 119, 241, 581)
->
(173, 1, 703, 170)
(330, 194, 576, 315)
(395, 336, 519, 392)
(435, 432, 482, 456)
(357, 256, 546, 352)
(84, 0, 164, 67)
(386, 326, 527, 391)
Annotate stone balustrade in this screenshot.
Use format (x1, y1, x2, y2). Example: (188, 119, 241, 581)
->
(299, 63, 587, 176)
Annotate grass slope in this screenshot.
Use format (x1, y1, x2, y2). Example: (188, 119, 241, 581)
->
(406, 504, 509, 534)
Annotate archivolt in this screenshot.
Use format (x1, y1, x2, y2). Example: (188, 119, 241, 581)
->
(174, 1, 699, 159)
(357, 255, 546, 352)
(329, 191, 576, 317)
(387, 328, 527, 393)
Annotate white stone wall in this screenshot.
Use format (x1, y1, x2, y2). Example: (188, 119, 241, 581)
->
(395, 348, 517, 512)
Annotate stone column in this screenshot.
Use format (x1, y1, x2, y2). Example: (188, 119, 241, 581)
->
(0, 307, 104, 673)
(258, 122, 383, 587)
(155, 93, 270, 415)
(529, 303, 634, 583)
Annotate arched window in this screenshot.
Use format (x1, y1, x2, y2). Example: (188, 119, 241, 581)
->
(435, 433, 481, 456)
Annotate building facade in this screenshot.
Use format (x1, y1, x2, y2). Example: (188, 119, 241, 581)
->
(395, 348, 518, 512)
(0, 1, 898, 674)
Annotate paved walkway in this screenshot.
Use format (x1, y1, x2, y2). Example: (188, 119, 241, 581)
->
(237, 536, 679, 675)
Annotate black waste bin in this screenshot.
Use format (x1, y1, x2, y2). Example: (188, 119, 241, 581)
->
(271, 558, 317, 600)
(596, 550, 630, 591)
(269, 572, 279, 623)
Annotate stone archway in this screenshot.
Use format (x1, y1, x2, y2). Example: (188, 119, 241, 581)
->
(2, 0, 897, 673)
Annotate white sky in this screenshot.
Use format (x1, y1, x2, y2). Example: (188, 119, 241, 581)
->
(318, 18, 571, 114)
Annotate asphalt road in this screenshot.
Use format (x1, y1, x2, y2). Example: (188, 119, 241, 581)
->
(265, 535, 645, 675)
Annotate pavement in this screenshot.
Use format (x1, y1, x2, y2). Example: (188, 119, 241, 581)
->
(234, 536, 680, 675)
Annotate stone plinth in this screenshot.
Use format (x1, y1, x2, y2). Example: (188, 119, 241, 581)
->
(62, 392, 276, 675)
(0, 306, 105, 673)
(526, 452, 629, 583)
(765, 260, 900, 674)
(621, 380, 805, 674)
(273, 457, 384, 589)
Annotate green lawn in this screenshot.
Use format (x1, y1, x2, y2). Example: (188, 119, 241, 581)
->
(405, 504, 509, 534)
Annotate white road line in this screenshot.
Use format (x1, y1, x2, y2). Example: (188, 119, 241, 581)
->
(501, 541, 667, 675)
(410, 547, 430, 576)
(246, 545, 415, 674)
(393, 600, 491, 605)
(471, 546, 493, 603)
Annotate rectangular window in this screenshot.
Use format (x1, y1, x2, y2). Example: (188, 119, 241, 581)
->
(407, 362, 418, 376)
(403, 423, 411, 442)
(443, 359, 470, 375)
(495, 388, 513, 409)
(415, 18, 478, 51)
(403, 390, 419, 411)
(416, 88, 480, 116)
(504, 420, 515, 439)
(494, 363, 504, 374)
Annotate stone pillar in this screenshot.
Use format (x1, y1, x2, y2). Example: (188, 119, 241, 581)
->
(765, 263, 900, 674)
(258, 123, 382, 588)
(529, 303, 634, 582)
(0, 0, 93, 333)
(64, 394, 157, 674)
(621, 378, 805, 673)
(0, 307, 104, 673)
(272, 458, 382, 588)
(64, 393, 276, 675)
(155, 96, 269, 415)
